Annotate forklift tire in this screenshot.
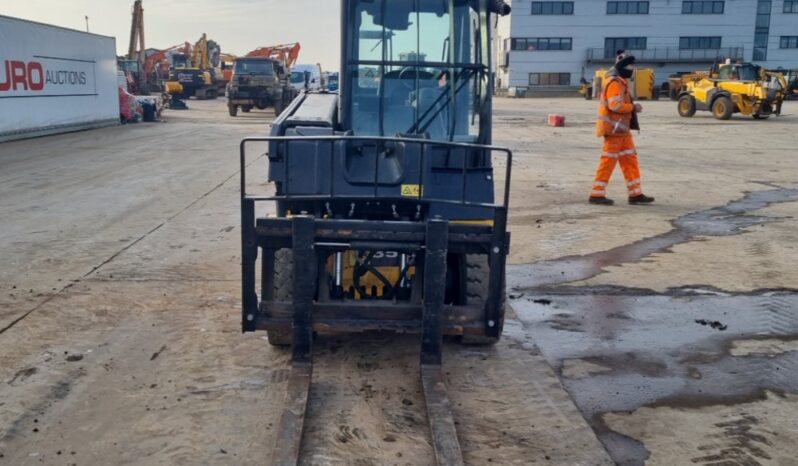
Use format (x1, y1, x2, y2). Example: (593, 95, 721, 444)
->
(678, 95, 697, 117)
(461, 254, 505, 346)
(267, 249, 294, 346)
(712, 96, 733, 120)
(228, 104, 238, 117)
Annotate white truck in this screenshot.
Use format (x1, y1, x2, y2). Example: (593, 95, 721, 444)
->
(288, 63, 323, 91)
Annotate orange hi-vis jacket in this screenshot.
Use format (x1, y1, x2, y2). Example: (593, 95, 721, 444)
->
(596, 75, 634, 137)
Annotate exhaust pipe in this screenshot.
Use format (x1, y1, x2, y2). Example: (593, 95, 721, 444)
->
(490, 0, 512, 16)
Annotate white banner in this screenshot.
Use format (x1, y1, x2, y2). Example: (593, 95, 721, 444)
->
(0, 15, 119, 141)
(0, 56, 97, 97)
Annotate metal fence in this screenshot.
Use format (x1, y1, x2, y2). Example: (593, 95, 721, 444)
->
(586, 47, 745, 63)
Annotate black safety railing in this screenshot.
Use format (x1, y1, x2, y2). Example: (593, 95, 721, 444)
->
(586, 47, 745, 63)
(240, 136, 513, 211)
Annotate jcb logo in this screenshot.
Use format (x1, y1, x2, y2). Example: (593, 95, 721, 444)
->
(0, 60, 45, 91)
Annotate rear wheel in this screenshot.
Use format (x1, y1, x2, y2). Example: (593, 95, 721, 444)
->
(712, 96, 734, 120)
(228, 104, 238, 117)
(267, 249, 294, 346)
(461, 254, 505, 345)
(678, 95, 696, 117)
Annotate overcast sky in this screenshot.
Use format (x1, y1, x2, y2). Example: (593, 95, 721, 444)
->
(2, 0, 342, 70)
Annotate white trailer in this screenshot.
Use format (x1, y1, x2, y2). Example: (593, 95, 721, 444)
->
(0, 15, 120, 142)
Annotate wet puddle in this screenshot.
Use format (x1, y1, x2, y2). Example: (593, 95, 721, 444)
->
(507, 294, 798, 465)
(508, 188, 798, 290)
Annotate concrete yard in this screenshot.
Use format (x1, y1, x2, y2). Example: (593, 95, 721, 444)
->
(1, 97, 796, 465)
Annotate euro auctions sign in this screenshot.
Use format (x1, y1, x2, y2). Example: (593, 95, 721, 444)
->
(0, 56, 96, 98)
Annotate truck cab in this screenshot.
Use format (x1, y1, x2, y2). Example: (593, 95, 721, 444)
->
(227, 57, 295, 116)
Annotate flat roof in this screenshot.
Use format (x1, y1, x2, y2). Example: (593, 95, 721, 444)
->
(0, 14, 116, 41)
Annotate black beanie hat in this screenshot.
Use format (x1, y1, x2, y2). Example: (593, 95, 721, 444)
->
(615, 49, 636, 69)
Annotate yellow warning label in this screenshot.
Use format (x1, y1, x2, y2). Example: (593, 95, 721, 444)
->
(401, 184, 421, 197)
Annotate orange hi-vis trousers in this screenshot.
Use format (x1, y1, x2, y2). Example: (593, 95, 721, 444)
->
(590, 133, 642, 198)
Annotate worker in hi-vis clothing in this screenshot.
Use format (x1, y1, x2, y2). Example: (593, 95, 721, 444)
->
(589, 51, 655, 206)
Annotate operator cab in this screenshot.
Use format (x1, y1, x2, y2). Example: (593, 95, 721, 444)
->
(717, 63, 760, 82)
(342, 0, 493, 144)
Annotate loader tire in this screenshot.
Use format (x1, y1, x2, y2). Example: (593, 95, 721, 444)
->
(678, 95, 696, 117)
(461, 254, 505, 346)
(712, 96, 733, 120)
(267, 249, 294, 346)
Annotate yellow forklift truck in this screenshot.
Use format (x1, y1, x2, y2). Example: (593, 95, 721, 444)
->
(677, 62, 789, 120)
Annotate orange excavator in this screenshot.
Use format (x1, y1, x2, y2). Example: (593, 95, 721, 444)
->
(145, 42, 192, 91)
(245, 43, 301, 69)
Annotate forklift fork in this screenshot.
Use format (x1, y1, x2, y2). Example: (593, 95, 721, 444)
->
(269, 216, 463, 466)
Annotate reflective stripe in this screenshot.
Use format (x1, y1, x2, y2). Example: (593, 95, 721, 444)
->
(594, 181, 608, 187)
(609, 101, 625, 111)
(626, 178, 641, 187)
(601, 148, 635, 159)
(608, 95, 623, 104)
(598, 115, 629, 133)
(628, 187, 643, 196)
(591, 189, 606, 196)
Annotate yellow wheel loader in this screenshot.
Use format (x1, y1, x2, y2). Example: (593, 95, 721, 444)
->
(677, 63, 789, 120)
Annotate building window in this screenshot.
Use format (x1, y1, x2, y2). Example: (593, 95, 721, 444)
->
(604, 37, 647, 58)
(679, 36, 722, 49)
(753, 0, 772, 61)
(529, 73, 571, 86)
(781, 36, 798, 49)
(682, 1, 724, 14)
(511, 38, 573, 51)
(785, 1, 798, 13)
(531, 2, 574, 15)
(607, 1, 649, 14)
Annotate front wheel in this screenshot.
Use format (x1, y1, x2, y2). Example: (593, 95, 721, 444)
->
(461, 254, 505, 345)
(678, 95, 697, 117)
(228, 104, 238, 117)
(712, 96, 734, 120)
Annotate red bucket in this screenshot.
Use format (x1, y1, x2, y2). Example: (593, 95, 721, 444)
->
(548, 114, 566, 127)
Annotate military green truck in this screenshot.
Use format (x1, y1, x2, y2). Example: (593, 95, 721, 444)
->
(226, 57, 297, 117)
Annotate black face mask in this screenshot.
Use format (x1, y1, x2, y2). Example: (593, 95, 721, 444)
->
(618, 67, 634, 79)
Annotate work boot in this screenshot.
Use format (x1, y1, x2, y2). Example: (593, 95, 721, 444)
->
(628, 194, 655, 205)
(589, 196, 615, 206)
